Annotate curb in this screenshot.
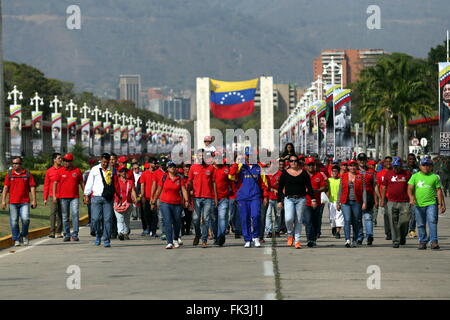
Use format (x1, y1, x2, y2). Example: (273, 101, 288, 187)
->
(0, 215, 89, 250)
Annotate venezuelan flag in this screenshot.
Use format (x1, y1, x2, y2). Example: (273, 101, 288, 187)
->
(210, 78, 258, 119)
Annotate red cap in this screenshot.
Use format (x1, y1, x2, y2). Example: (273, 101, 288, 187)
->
(117, 164, 128, 171)
(118, 156, 127, 163)
(143, 162, 150, 169)
(89, 159, 96, 166)
(63, 153, 74, 161)
(341, 161, 348, 165)
(305, 157, 315, 165)
(368, 160, 376, 166)
(348, 160, 357, 166)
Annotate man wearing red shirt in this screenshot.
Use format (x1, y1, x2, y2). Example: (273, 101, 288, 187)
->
(1, 157, 37, 246)
(139, 157, 159, 236)
(188, 149, 217, 247)
(53, 153, 84, 242)
(304, 157, 328, 247)
(212, 159, 231, 246)
(376, 156, 393, 240)
(264, 159, 285, 238)
(44, 153, 64, 238)
(380, 157, 412, 248)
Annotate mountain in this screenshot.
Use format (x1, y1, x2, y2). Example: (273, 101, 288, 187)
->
(3, 0, 449, 97)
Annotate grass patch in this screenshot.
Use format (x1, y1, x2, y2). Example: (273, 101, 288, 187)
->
(0, 186, 88, 237)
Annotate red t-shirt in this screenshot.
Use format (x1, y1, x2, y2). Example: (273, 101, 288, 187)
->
(4, 170, 36, 204)
(152, 169, 167, 199)
(213, 166, 231, 200)
(140, 169, 154, 200)
(188, 164, 216, 198)
(115, 178, 135, 203)
(44, 166, 63, 200)
(306, 171, 327, 206)
(357, 167, 376, 195)
(381, 169, 411, 202)
(159, 174, 186, 205)
(55, 167, 83, 198)
(266, 170, 283, 200)
(376, 168, 392, 185)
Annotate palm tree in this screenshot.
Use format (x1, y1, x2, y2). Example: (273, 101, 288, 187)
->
(0, 0, 6, 171)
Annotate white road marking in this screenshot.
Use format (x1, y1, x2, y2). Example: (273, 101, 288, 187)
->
(263, 260, 274, 276)
(265, 292, 276, 300)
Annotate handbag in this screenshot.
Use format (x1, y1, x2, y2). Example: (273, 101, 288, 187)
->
(114, 180, 131, 213)
(99, 168, 115, 202)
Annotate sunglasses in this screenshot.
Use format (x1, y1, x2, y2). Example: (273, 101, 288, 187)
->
(289, 159, 298, 162)
(12, 162, 22, 165)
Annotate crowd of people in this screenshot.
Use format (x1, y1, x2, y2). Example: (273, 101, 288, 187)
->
(1, 139, 448, 251)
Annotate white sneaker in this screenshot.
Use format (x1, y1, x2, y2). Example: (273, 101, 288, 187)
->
(165, 243, 173, 249)
(177, 238, 183, 245)
(22, 237, 29, 246)
(244, 241, 251, 248)
(173, 240, 180, 248)
(14, 240, 21, 247)
(345, 240, 351, 248)
(253, 238, 261, 248)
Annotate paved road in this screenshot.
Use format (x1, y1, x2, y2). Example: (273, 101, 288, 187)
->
(1, 198, 450, 299)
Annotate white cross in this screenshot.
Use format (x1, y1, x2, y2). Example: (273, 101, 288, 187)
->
(135, 116, 143, 127)
(7, 85, 23, 105)
(50, 96, 63, 114)
(322, 56, 341, 85)
(80, 103, 91, 119)
(91, 105, 102, 122)
(30, 92, 44, 112)
(65, 99, 77, 118)
(120, 113, 128, 127)
(112, 111, 121, 125)
(103, 108, 112, 123)
(313, 75, 324, 100)
(127, 115, 135, 126)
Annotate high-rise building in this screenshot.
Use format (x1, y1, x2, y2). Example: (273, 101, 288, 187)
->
(313, 49, 386, 87)
(254, 83, 297, 117)
(119, 75, 141, 108)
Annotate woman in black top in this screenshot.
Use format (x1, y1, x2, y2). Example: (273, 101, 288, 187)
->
(277, 155, 314, 249)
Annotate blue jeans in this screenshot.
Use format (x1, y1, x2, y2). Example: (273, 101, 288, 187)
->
(341, 201, 362, 241)
(265, 199, 282, 234)
(415, 205, 439, 243)
(212, 198, 229, 240)
(358, 194, 374, 240)
(303, 205, 321, 242)
(60, 198, 80, 238)
(228, 198, 241, 234)
(91, 196, 113, 241)
(193, 198, 214, 242)
(160, 202, 182, 245)
(283, 197, 306, 242)
(9, 203, 30, 241)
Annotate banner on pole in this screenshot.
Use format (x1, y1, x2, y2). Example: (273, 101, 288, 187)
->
(325, 84, 340, 158)
(135, 126, 142, 154)
(31, 111, 43, 157)
(51, 113, 62, 153)
(306, 103, 318, 155)
(113, 124, 121, 155)
(103, 121, 112, 154)
(128, 125, 136, 155)
(80, 118, 90, 155)
(316, 100, 327, 160)
(9, 105, 22, 157)
(439, 62, 450, 155)
(121, 125, 128, 155)
(333, 89, 352, 160)
(93, 121, 102, 157)
(67, 117, 77, 152)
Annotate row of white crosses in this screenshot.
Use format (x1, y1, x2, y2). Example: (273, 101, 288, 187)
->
(6, 85, 188, 140)
(280, 56, 343, 136)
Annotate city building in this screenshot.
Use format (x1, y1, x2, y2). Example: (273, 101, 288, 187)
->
(253, 83, 297, 117)
(118, 75, 141, 108)
(313, 49, 386, 87)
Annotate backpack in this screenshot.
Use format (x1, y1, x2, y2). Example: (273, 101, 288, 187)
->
(8, 169, 30, 181)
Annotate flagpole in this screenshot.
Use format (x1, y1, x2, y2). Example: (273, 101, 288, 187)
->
(447, 29, 449, 62)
